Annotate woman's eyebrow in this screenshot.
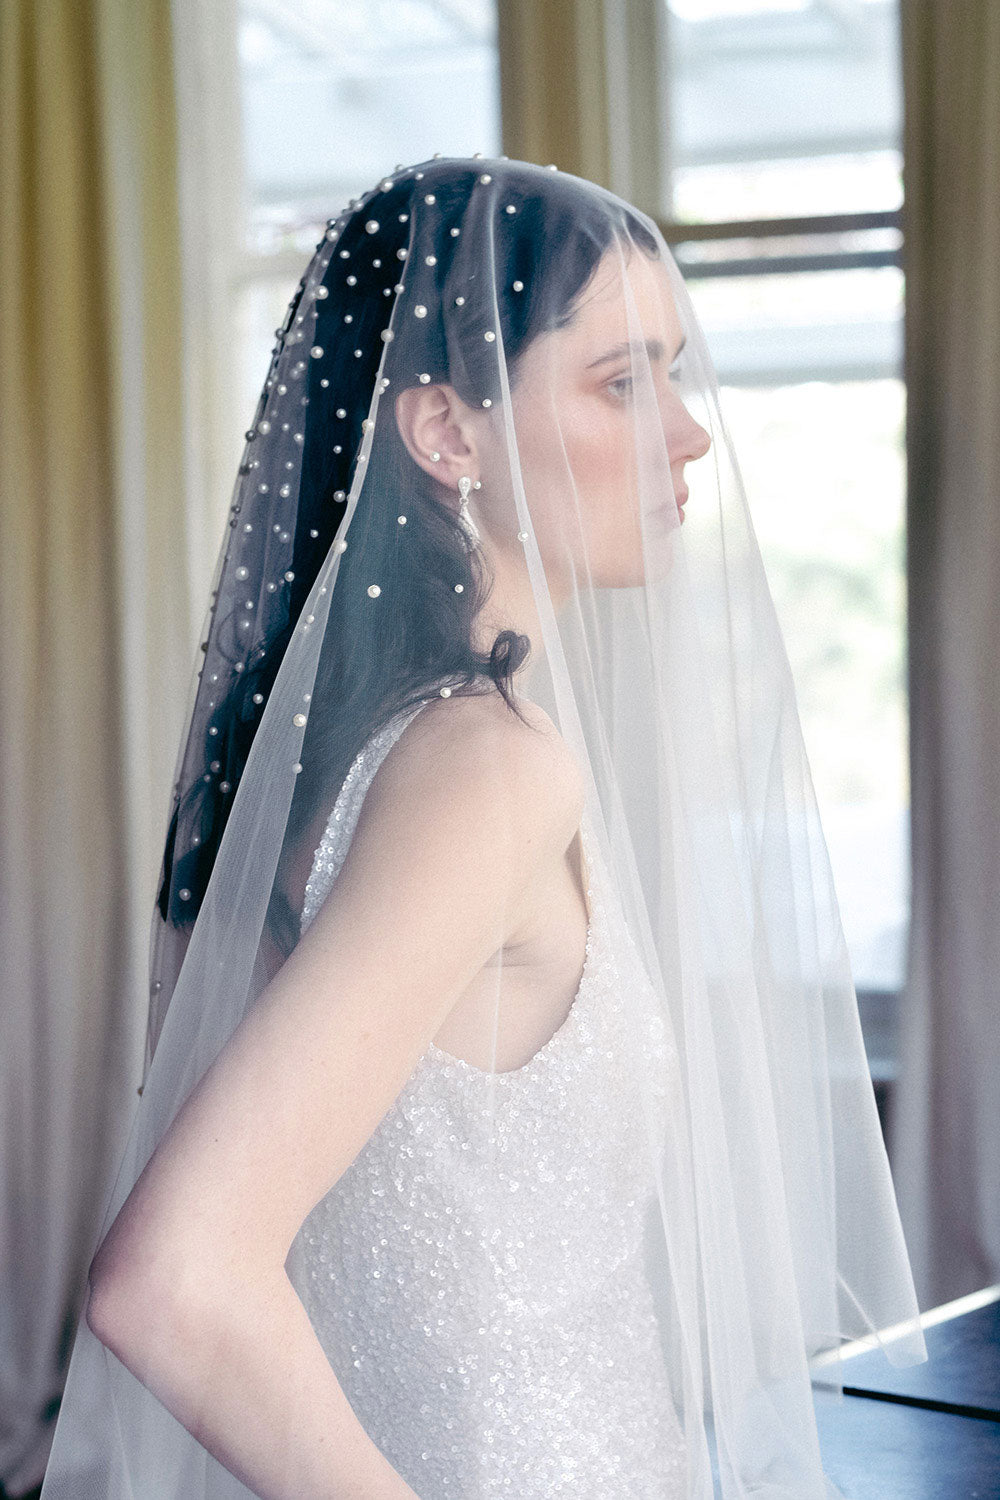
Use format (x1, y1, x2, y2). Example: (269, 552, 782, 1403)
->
(586, 336, 683, 370)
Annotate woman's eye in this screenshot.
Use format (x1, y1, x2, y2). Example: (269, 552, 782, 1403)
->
(606, 374, 634, 401)
(669, 360, 684, 383)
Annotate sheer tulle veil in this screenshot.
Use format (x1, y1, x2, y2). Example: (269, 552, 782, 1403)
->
(40, 155, 926, 1500)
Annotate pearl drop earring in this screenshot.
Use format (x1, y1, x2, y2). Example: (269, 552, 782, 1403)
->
(457, 475, 482, 547)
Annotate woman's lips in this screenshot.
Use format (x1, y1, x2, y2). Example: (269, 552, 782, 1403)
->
(643, 486, 689, 526)
(646, 488, 687, 515)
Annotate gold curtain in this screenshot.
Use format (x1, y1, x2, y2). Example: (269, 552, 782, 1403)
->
(0, 0, 195, 1489)
(497, 0, 612, 186)
(892, 0, 1000, 1308)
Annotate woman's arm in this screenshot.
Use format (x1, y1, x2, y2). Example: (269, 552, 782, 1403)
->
(86, 693, 577, 1500)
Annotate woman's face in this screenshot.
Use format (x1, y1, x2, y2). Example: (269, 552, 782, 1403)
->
(494, 244, 712, 590)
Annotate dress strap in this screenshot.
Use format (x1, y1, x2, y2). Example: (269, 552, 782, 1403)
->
(300, 699, 432, 934)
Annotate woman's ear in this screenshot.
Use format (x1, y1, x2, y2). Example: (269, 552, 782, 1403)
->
(394, 383, 480, 490)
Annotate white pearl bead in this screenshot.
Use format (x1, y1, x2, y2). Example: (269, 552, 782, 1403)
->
(293, 713, 307, 727)
(512, 280, 524, 292)
(335, 539, 348, 553)
(398, 515, 407, 524)
(414, 305, 428, 318)
(454, 583, 464, 592)
(517, 530, 529, 540)
(484, 330, 495, 342)
(367, 584, 381, 597)
(439, 686, 452, 697)
(365, 219, 379, 233)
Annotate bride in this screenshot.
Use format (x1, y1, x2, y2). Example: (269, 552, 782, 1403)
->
(41, 157, 925, 1500)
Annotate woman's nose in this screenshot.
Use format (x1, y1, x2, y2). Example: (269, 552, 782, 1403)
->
(664, 396, 712, 464)
(687, 416, 712, 462)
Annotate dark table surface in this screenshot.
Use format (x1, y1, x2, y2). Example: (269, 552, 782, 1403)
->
(812, 1286, 1000, 1499)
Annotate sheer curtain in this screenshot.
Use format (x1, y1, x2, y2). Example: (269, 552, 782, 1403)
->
(0, 0, 200, 1490)
(892, 0, 1000, 1309)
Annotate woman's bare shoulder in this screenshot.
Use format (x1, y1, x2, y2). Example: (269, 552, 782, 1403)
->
(368, 686, 585, 842)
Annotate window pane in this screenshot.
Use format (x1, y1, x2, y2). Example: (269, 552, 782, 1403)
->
(686, 264, 903, 383)
(238, 0, 500, 253)
(692, 369, 908, 992)
(662, 0, 902, 223)
(688, 263, 907, 991)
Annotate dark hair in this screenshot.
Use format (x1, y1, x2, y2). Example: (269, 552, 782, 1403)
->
(157, 160, 658, 938)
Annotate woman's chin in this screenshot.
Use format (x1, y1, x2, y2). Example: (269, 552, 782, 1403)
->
(598, 536, 680, 590)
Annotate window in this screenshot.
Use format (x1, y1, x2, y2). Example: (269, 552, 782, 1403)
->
(653, 0, 906, 1055)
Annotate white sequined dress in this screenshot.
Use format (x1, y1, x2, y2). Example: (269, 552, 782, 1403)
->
(292, 699, 688, 1498)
